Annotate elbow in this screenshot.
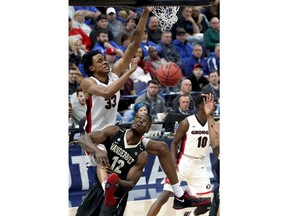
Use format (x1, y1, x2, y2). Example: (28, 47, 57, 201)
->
(102, 90, 114, 98)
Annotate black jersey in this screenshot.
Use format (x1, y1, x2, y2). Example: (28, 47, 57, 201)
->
(104, 128, 146, 181)
(76, 128, 146, 216)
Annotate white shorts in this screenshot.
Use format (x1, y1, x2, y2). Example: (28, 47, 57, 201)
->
(163, 154, 212, 196)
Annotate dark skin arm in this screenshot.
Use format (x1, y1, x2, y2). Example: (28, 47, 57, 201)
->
(113, 7, 150, 77)
(203, 93, 220, 158)
(170, 118, 189, 168)
(117, 151, 148, 192)
(78, 125, 119, 167)
(80, 57, 138, 99)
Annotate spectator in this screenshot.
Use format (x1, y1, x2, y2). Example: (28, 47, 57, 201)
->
(201, 71, 220, 104)
(171, 7, 201, 46)
(122, 77, 135, 96)
(72, 10, 92, 36)
(106, 7, 124, 41)
(172, 78, 195, 111)
(119, 33, 131, 53)
(73, 6, 101, 28)
(173, 27, 193, 64)
(69, 17, 92, 52)
(140, 28, 156, 58)
(117, 7, 129, 25)
(134, 79, 167, 119)
(156, 31, 182, 68)
(71, 87, 87, 127)
(69, 63, 82, 96)
(105, 47, 117, 70)
(202, 0, 220, 21)
(91, 29, 123, 58)
(203, 17, 220, 53)
(146, 16, 162, 44)
(69, 36, 82, 66)
(164, 95, 193, 132)
(183, 43, 208, 77)
(144, 46, 167, 79)
(187, 63, 209, 92)
(130, 47, 152, 84)
(69, 36, 86, 59)
(89, 14, 114, 47)
(116, 15, 137, 45)
(191, 6, 210, 34)
(207, 43, 220, 74)
(128, 102, 150, 122)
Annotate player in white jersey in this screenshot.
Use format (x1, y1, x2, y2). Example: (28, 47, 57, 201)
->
(147, 94, 212, 216)
(83, 61, 136, 132)
(80, 7, 150, 133)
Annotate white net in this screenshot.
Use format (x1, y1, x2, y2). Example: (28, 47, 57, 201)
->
(149, 6, 180, 32)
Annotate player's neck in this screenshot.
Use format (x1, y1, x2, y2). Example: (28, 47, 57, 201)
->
(195, 112, 207, 125)
(126, 129, 142, 145)
(94, 73, 109, 84)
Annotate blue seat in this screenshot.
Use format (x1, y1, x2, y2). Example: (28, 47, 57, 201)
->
(134, 81, 147, 96)
(123, 110, 134, 122)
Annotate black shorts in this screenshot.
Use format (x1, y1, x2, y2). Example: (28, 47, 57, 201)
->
(76, 180, 128, 216)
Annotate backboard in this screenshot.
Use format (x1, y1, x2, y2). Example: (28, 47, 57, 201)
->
(69, 0, 216, 6)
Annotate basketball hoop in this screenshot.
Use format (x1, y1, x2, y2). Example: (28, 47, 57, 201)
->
(149, 6, 180, 32)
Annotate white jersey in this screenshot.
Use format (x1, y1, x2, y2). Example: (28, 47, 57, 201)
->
(179, 115, 210, 158)
(85, 72, 120, 132)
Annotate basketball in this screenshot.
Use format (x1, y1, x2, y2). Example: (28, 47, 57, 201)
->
(157, 62, 182, 87)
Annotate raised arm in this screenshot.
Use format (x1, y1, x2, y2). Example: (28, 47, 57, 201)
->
(113, 7, 150, 76)
(203, 93, 220, 157)
(81, 57, 139, 98)
(117, 151, 148, 192)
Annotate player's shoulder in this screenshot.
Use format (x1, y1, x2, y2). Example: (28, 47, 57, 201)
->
(81, 76, 96, 84)
(103, 125, 121, 136)
(185, 114, 196, 125)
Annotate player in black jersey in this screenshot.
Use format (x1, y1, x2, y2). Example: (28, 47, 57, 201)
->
(76, 114, 152, 216)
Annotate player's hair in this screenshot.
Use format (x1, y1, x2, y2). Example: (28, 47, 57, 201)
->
(194, 94, 205, 110)
(81, 50, 103, 77)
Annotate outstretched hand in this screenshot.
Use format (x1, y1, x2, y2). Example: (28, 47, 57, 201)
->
(203, 93, 215, 116)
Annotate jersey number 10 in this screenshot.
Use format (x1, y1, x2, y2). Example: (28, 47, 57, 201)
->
(197, 136, 208, 148)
